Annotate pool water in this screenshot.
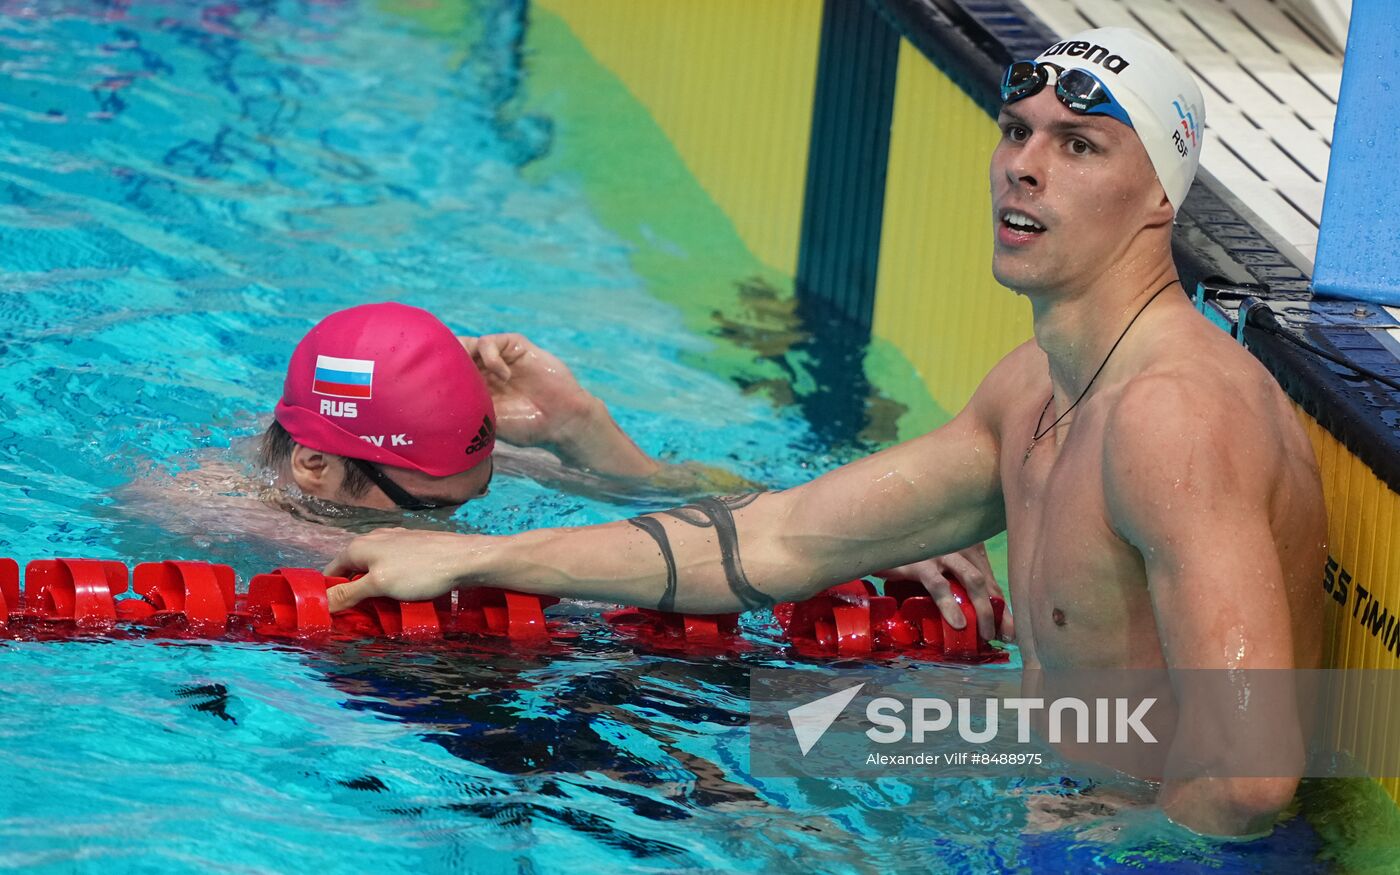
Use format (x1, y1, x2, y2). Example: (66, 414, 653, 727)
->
(0, 1, 1346, 871)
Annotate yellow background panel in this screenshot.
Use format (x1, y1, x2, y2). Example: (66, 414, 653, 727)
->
(531, 1, 1397, 811)
(872, 38, 1032, 414)
(534, 0, 821, 276)
(1298, 406, 1400, 805)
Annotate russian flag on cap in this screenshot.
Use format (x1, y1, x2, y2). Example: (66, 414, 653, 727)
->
(313, 355, 374, 399)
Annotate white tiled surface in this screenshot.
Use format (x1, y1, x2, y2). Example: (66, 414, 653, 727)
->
(1018, 0, 1340, 269)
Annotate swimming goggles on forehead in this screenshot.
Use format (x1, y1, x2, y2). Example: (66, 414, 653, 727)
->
(1000, 61, 1134, 129)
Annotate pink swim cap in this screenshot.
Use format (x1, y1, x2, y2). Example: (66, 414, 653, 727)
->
(274, 303, 495, 477)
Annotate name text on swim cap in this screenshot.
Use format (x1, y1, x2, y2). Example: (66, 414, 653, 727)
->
(359, 434, 413, 447)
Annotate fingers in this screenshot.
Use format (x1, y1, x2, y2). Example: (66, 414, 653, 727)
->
(493, 333, 532, 364)
(938, 552, 996, 641)
(878, 560, 967, 630)
(957, 545, 1014, 642)
(883, 550, 1013, 640)
(322, 529, 401, 580)
(962, 543, 996, 585)
(999, 605, 1016, 642)
(873, 563, 918, 582)
(922, 573, 967, 631)
(323, 532, 386, 612)
(326, 576, 376, 613)
(323, 541, 362, 579)
(474, 336, 513, 382)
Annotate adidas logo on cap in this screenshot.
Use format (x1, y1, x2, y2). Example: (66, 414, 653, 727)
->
(466, 415, 495, 455)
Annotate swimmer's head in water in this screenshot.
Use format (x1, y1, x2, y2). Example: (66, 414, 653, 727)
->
(1008, 28, 1205, 212)
(989, 28, 1205, 292)
(272, 302, 496, 510)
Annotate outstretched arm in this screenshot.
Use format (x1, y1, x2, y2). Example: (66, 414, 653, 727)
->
(1104, 377, 1316, 836)
(325, 387, 1008, 614)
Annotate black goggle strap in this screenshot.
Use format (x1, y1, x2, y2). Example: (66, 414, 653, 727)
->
(348, 457, 440, 511)
(478, 456, 494, 497)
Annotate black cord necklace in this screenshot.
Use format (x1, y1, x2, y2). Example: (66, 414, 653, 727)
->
(1023, 279, 1179, 465)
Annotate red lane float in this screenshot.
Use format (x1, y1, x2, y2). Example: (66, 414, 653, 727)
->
(454, 587, 559, 642)
(342, 596, 445, 639)
(0, 558, 560, 644)
(246, 568, 337, 637)
(774, 579, 1008, 663)
(0, 558, 18, 627)
(23, 559, 130, 628)
(603, 607, 742, 651)
(130, 561, 238, 632)
(0, 557, 1011, 662)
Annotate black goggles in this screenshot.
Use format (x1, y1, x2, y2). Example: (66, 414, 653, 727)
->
(1000, 61, 1134, 129)
(347, 456, 492, 512)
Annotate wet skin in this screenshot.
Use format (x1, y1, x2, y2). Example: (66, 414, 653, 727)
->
(995, 328, 1325, 672)
(325, 87, 1330, 835)
(985, 92, 1326, 671)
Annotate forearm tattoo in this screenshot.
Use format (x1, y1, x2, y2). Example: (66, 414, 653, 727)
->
(626, 492, 775, 612)
(626, 516, 678, 612)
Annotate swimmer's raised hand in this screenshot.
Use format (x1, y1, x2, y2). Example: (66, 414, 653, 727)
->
(458, 333, 598, 448)
(459, 333, 660, 479)
(459, 333, 661, 479)
(324, 528, 482, 611)
(875, 543, 1014, 642)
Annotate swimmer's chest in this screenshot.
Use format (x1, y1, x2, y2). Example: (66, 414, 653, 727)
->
(1003, 410, 1161, 668)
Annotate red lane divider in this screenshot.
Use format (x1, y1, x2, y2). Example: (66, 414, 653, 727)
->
(131, 561, 238, 633)
(774, 579, 1008, 663)
(23, 559, 130, 628)
(454, 588, 559, 642)
(603, 607, 742, 651)
(0, 558, 17, 628)
(0, 557, 1012, 663)
(0, 558, 562, 645)
(342, 597, 445, 639)
(246, 568, 338, 637)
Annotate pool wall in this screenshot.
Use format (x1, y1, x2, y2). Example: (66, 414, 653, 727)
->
(533, 0, 819, 278)
(531, 0, 1400, 810)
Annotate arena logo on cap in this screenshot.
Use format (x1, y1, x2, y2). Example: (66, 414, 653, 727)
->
(312, 355, 374, 400)
(1039, 40, 1131, 74)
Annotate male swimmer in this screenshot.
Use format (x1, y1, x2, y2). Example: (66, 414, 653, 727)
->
(324, 27, 1326, 836)
(262, 301, 1001, 625)
(262, 300, 675, 513)
(127, 301, 701, 554)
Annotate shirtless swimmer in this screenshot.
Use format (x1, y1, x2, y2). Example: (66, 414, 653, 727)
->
(322, 28, 1328, 836)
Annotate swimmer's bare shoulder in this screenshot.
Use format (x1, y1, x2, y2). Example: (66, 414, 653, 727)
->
(1101, 323, 1326, 670)
(116, 437, 353, 556)
(965, 338, 1053, 435)
(1098, 327, 1327, 831)
(1119, 311, 1323, 522)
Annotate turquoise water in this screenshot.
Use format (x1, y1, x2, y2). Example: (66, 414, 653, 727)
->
(0, 2, 1332, 871)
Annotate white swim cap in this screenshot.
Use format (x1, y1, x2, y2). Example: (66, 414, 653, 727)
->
(1034, 27, 1206, 213)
